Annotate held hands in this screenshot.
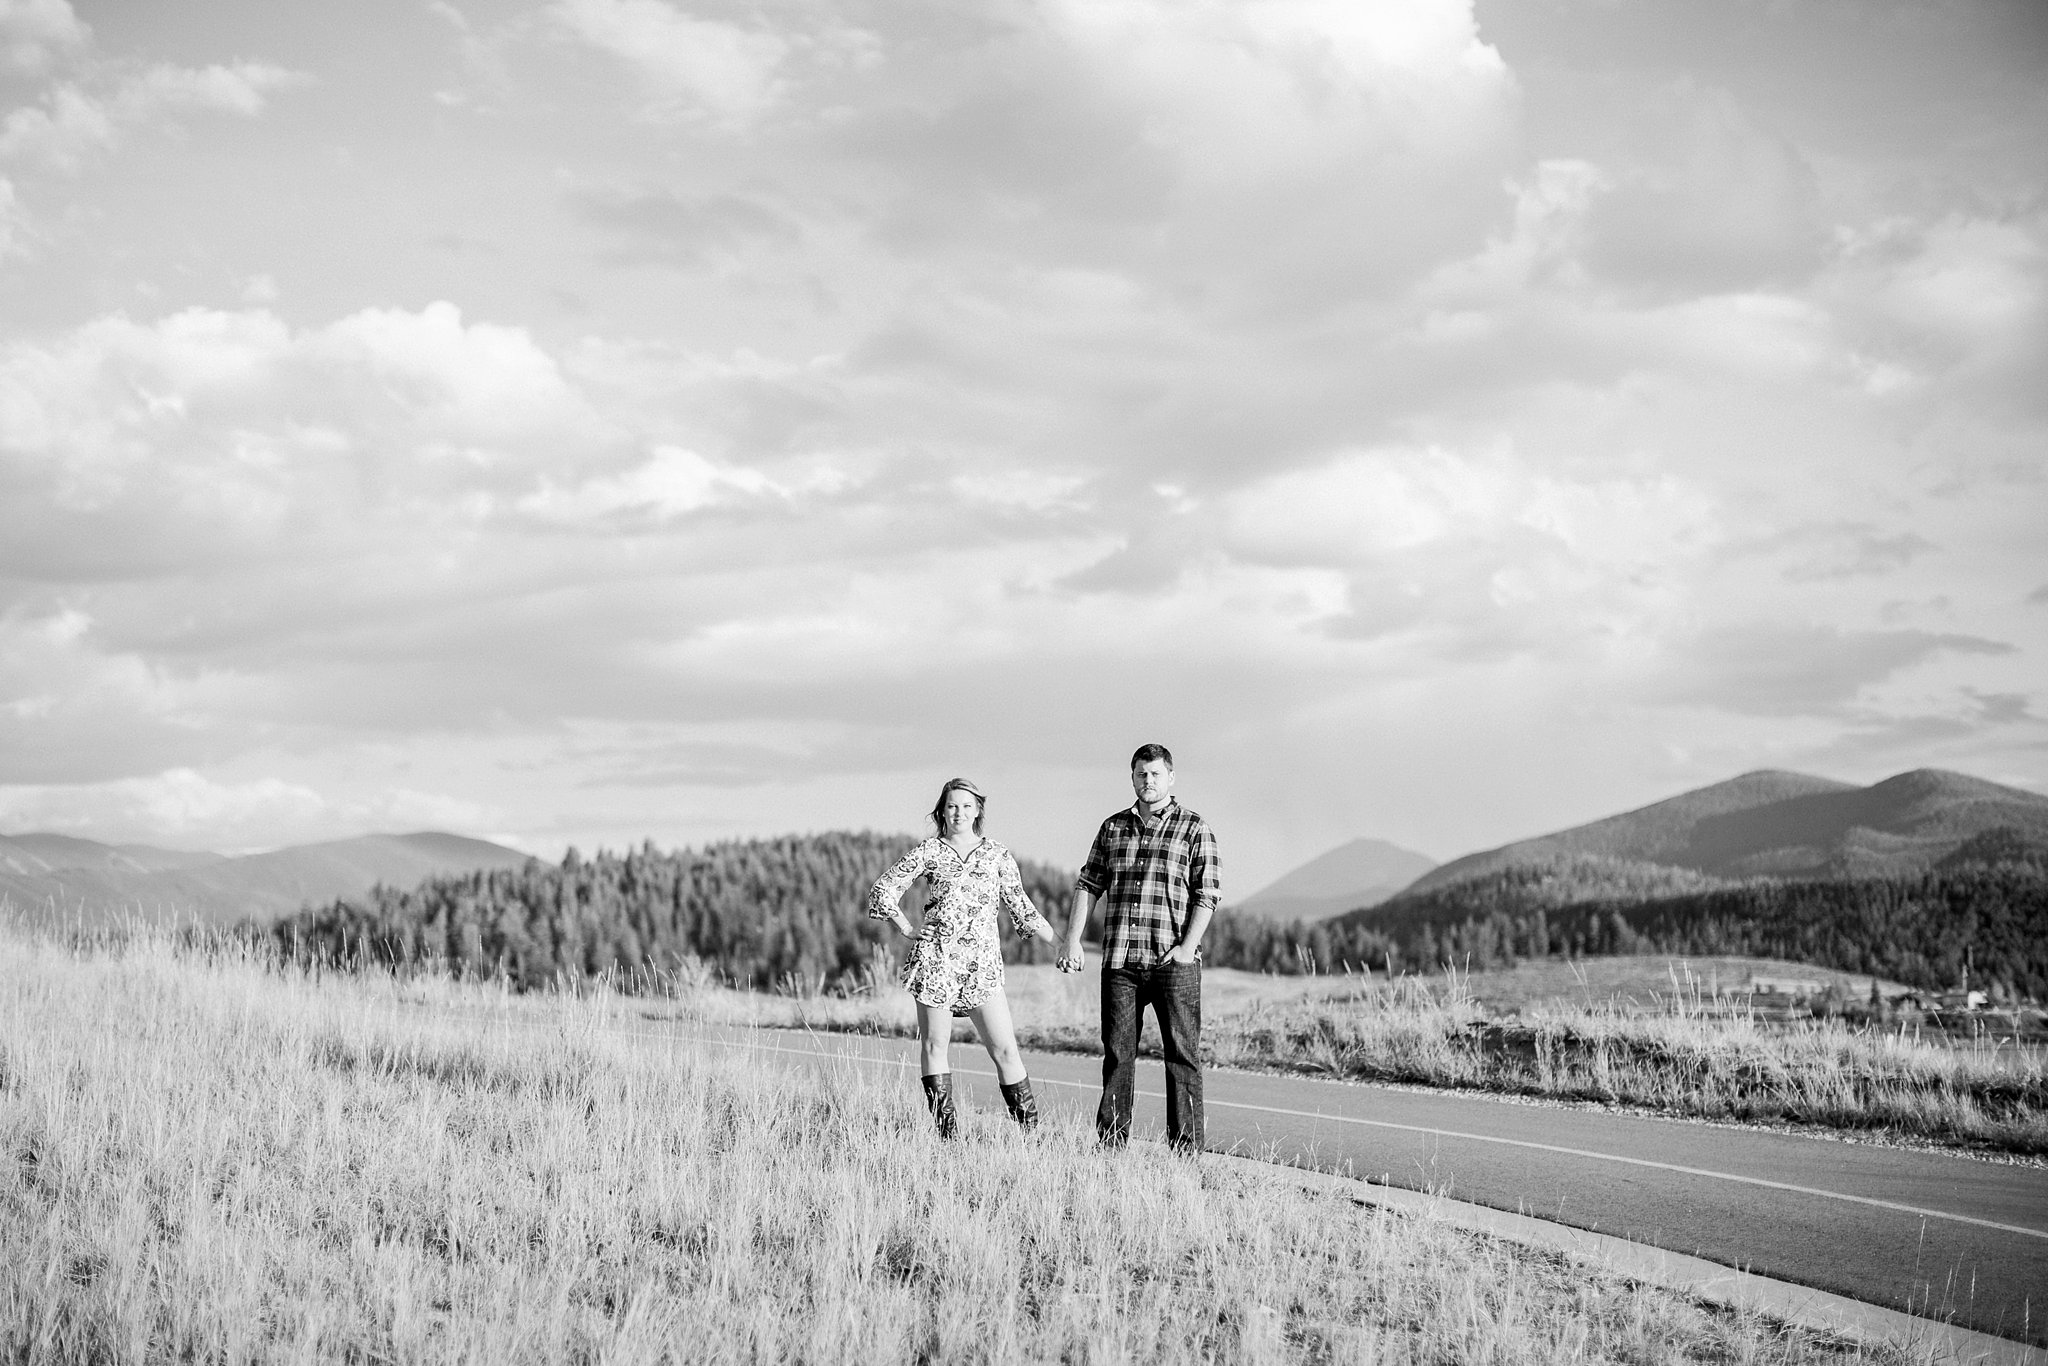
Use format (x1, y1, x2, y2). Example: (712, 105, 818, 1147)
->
(1055, 944, 1085, 974)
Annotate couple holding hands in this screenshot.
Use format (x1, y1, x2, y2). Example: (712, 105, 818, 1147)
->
(865, 743, 1220, 1152)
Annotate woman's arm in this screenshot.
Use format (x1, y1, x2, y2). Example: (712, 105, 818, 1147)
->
(997, 852, 1056, 943)
(866, 843, 930, 938)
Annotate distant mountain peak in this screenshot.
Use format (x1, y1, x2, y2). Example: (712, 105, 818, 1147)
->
(1236, 837, 1437, 921)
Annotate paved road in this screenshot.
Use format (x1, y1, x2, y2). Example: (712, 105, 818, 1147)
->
(686, 1024, 2047, 1346)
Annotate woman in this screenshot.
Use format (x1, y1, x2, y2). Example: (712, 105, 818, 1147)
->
(867, 777, 1057, 1137)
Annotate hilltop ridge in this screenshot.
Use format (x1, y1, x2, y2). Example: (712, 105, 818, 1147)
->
(0, 831, 534, 928)
(1405, 767, 2046, 895)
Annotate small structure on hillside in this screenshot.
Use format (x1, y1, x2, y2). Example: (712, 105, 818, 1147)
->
(1747, 976, 1826, 999)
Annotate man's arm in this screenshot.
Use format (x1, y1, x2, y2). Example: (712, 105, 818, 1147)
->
(1063, 821, 1112, 970)
(1164, 818, 1220, 964)
(1168, 901, 1214, 963)
(1061, 886, 1097, 968)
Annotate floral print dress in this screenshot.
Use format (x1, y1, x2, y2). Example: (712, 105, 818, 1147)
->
(866, 837, 1052, 1013)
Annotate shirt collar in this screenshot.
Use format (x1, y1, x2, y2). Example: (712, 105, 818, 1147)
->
(1130, 797, 1178, 825)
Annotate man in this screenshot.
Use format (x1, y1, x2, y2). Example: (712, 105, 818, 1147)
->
(1057, 743, 1220, 1152)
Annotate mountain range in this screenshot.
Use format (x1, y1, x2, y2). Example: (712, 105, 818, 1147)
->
(1238, 767, 2048, 924)
(1401, 767, 2048, 899)
(8, 765, 2042, 937)
(0, 831, 535, 928)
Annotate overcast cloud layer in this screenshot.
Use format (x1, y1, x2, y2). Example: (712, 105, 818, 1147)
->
(1, 0, 2044, 889)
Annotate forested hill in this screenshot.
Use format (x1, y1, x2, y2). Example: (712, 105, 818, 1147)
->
(265, 832, 1076, 991)
(1201, 835, 2048, 999)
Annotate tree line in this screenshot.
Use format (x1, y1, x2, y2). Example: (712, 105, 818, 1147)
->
(262, 830, 2048, 1001)
(264, 832, 1077, 991)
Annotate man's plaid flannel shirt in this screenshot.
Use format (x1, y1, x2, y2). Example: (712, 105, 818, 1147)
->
(1074, 799, 1220, 969)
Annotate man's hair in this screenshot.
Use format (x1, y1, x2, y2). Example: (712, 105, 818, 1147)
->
(1129, 743, 1173, 770)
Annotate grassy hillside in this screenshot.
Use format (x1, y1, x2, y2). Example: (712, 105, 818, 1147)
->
(0, 926, 1906, 1364)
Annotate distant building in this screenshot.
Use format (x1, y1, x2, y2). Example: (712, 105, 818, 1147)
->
(1747, 977, 1826, 998)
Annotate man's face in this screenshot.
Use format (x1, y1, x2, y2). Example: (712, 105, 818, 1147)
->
(1131, 758, 1175, 809)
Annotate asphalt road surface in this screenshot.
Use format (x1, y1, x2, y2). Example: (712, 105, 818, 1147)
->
(696, 1024, 2047, 1346)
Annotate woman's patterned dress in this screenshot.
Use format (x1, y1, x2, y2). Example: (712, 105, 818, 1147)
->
(866, 837, 1052, 1013)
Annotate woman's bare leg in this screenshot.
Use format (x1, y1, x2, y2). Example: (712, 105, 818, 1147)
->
(916, 1002, 953, 1076)
(968, 989, 1029, 1085)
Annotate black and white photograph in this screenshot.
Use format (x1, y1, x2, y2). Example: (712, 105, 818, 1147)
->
(1, 0, 2043, 1359)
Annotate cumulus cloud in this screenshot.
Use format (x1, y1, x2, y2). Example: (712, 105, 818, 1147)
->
(0, 605, 247, 784)
(1211, 443, 1717, 657)
(1045, 0, 1509, 176)
(0, 302, 607, 600)
(551, 0, 789, 126)
(0, 60, 304, 170)
(0, 0, 86, 75)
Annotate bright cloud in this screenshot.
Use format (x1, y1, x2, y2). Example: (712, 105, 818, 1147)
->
(551, 0, 789, 126)
(518, 445, 772, 524)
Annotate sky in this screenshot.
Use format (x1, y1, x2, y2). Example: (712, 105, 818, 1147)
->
(1, 0, 2044, 893)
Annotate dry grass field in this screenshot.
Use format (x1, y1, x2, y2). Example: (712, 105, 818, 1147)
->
(0, 923, 1947, 1364)
(667, 958, 2048, 1156)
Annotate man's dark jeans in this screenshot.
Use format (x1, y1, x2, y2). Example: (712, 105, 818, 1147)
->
(1097, 960, 1203, 1152)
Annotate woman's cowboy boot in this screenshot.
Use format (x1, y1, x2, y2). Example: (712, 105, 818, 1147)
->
(920, 1073, 958, 1139)
(999, 1077, 1039, 1132)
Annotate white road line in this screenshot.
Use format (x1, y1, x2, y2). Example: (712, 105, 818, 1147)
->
(450, 1008, 2048, 1244)
(1196, 1094, 2048, 1243)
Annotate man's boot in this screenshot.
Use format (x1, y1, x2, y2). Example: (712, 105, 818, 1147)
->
(999, 1077, 1039, 1132)
(921, 1072, 958, 1139)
